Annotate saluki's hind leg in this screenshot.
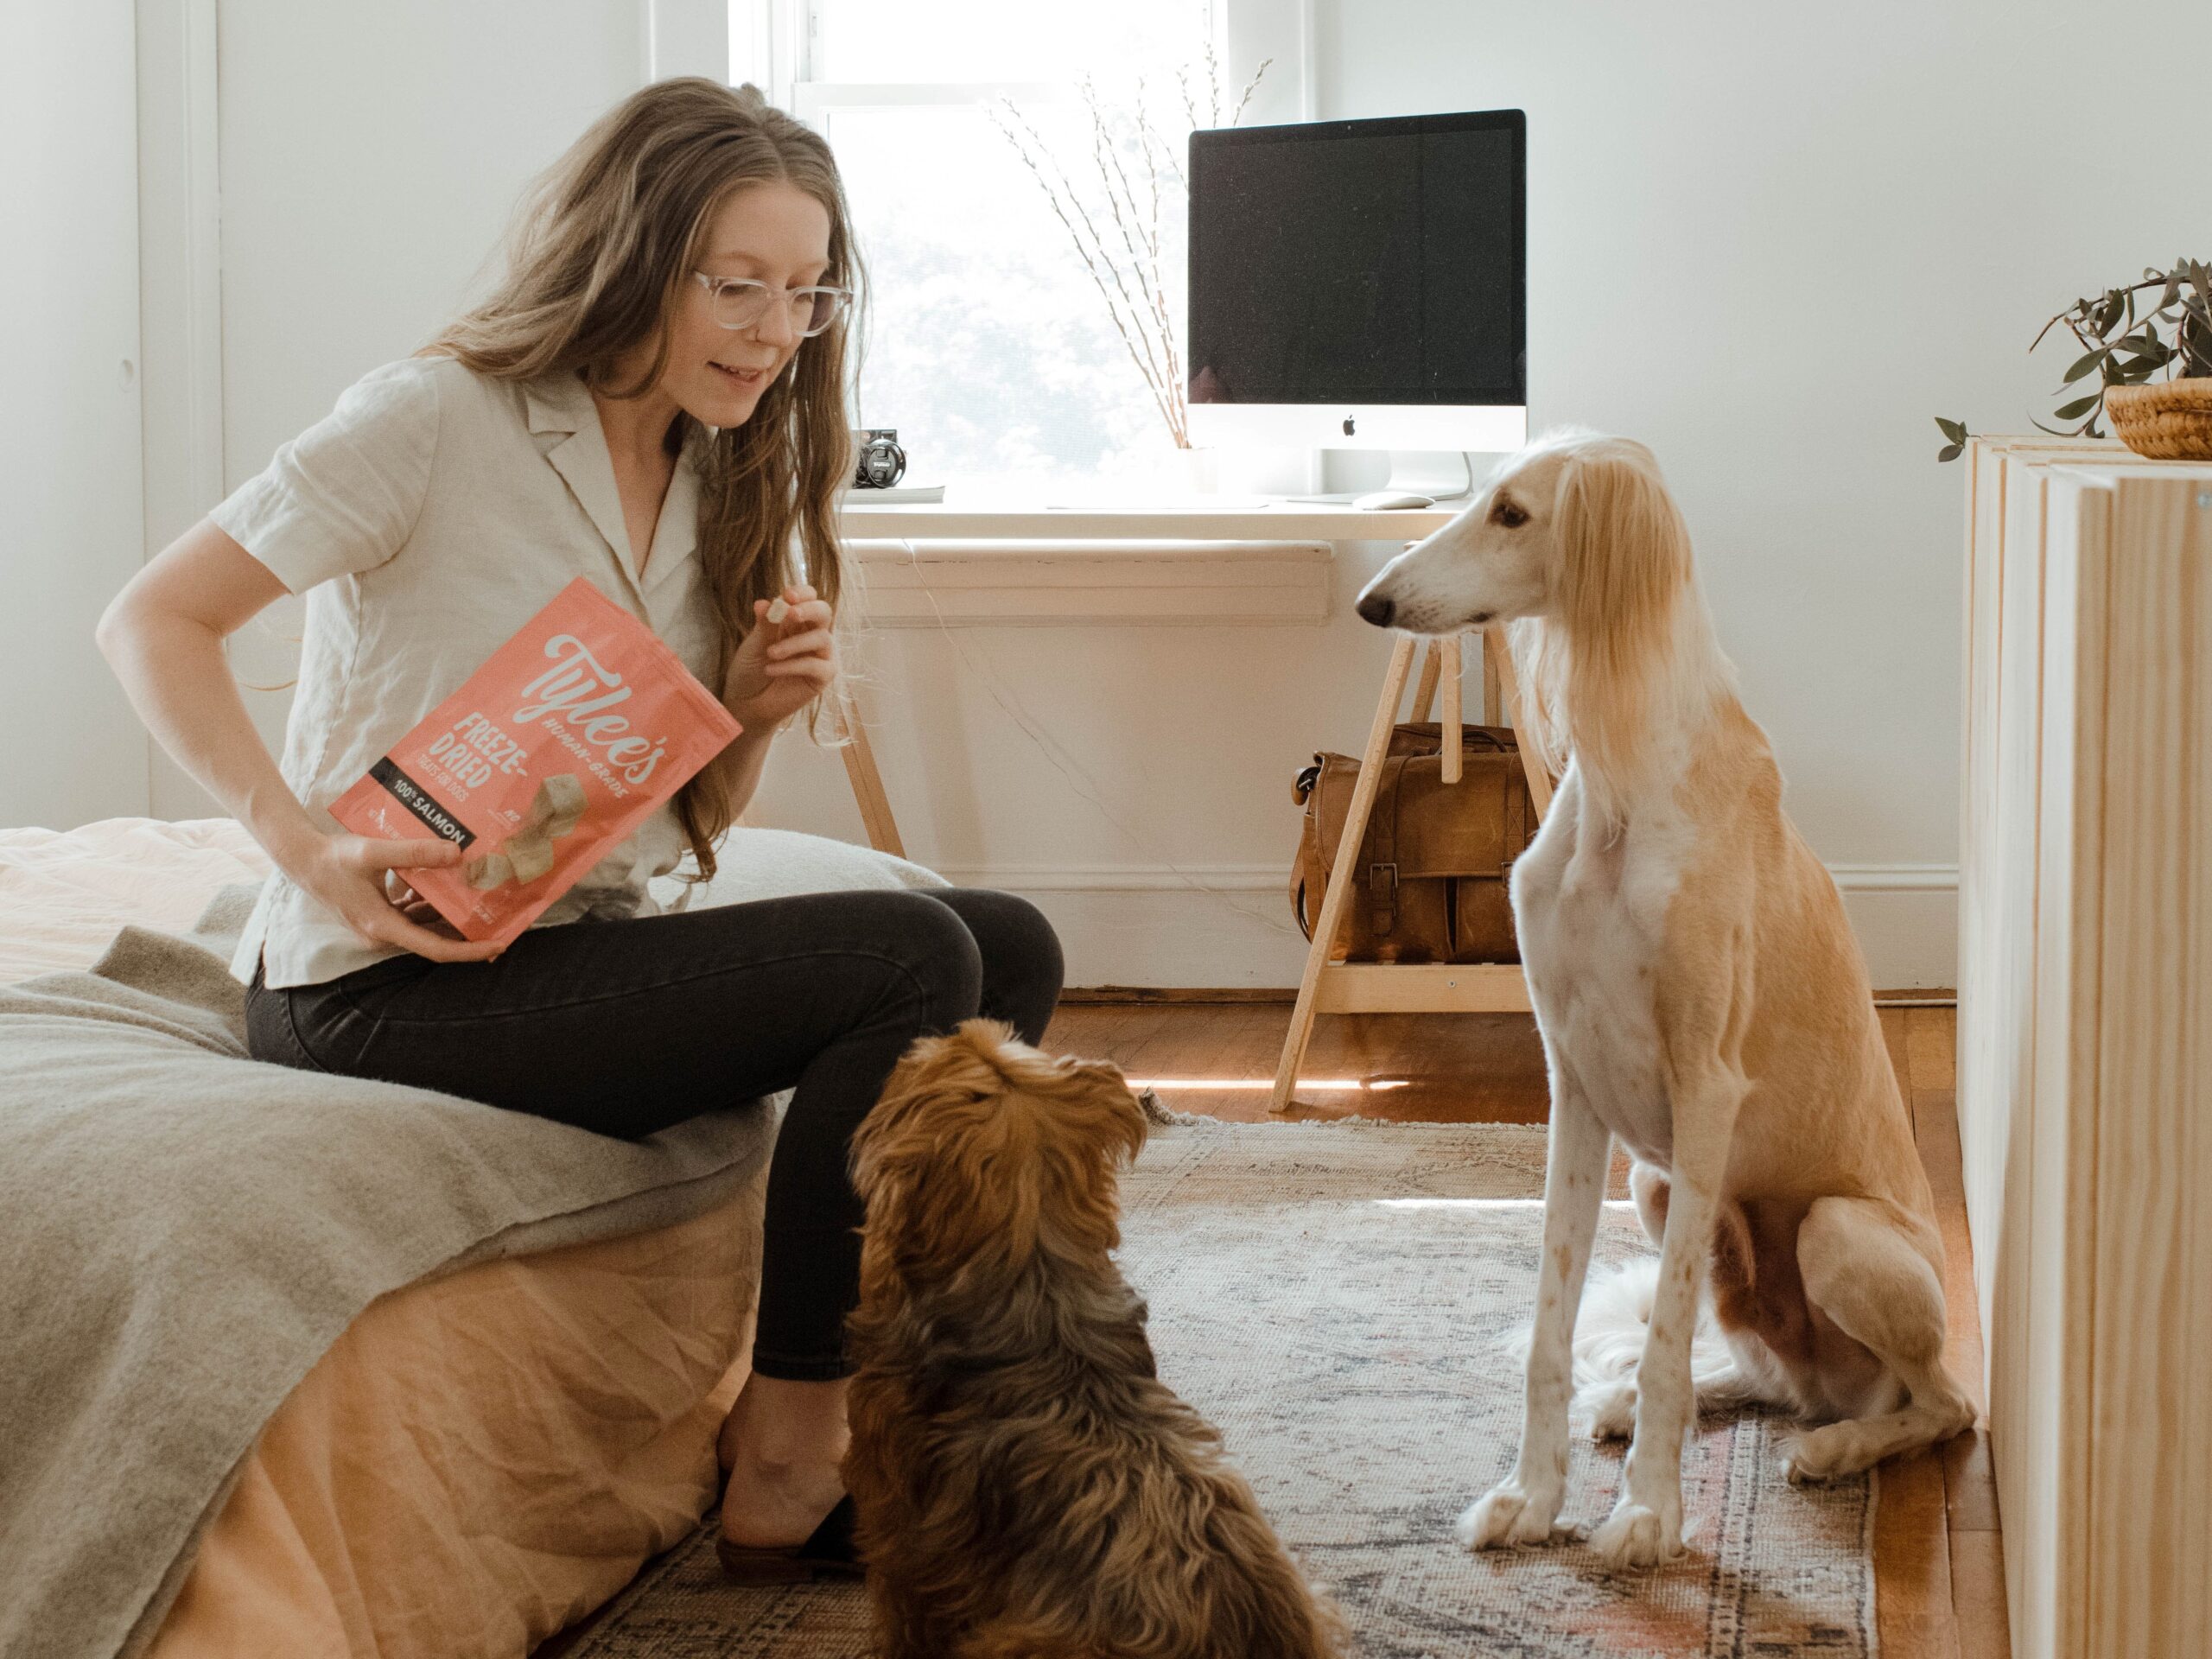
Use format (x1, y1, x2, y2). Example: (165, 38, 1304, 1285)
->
(1781, 1196, 1975, 1483)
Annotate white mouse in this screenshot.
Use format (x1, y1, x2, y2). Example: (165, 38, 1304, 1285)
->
(1351, 490, 1437, 511)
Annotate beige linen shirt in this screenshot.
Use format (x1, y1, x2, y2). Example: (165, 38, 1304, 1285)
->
(214, 355, 721, 989)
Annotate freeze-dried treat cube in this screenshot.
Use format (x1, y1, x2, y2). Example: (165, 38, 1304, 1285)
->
(527, 772, 587, 839)
(505, 830, 556, 885)
(464, 851, 515, 891)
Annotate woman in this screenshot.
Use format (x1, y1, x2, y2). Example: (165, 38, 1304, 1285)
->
(97, 78, 1064, 1577)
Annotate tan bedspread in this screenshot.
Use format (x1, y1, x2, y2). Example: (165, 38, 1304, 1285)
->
(0, 887, 771, 1659)
(150, 1195, 757, 1658)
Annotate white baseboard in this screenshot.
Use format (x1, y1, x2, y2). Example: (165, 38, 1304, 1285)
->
(1825, 862, 1960, 893)
(938, 861, 1961, 991)
(1828, 866, 1959, 987)
(932, 862, 1285, 892)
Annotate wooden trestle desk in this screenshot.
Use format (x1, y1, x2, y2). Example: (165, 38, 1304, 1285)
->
(827, 499, 1552, 1116)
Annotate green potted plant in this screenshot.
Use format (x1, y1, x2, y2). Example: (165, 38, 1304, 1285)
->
(1938, 256, 2212, 461)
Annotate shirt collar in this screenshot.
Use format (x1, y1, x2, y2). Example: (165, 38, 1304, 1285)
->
(523, 369, 594, 437)
(523, 370, 702, 601)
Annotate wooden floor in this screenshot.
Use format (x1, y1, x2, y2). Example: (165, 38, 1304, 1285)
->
(1044, 996, 2010, 1659)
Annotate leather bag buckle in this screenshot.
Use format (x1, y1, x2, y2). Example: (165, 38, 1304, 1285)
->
(1368, 861, 1399, 933)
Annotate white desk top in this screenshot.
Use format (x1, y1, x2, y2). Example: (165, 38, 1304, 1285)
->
(835, 497, 1461, 541)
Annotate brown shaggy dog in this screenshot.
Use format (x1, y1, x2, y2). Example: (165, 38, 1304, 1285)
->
(844, 1020, 1345, 1659)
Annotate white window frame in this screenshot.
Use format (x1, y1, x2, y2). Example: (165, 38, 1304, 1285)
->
(787, 75, 1074, 137)
(732, 0, 1310, 136)
(725, 0, 1317, 496)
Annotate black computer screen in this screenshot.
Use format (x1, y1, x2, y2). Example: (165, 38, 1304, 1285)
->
(1187, 110, 1525, 407)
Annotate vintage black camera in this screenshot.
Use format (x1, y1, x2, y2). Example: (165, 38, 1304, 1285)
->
(853, 429, 907, 490)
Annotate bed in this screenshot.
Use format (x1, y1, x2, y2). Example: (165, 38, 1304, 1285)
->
(0, 818, 947, 1659)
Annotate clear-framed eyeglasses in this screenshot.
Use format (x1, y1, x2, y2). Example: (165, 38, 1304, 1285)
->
(692, 272, 852, 338)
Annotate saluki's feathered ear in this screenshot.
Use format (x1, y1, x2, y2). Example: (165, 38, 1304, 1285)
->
(1548, 441, 1694, 814)
(1553, 440, 1691, 641)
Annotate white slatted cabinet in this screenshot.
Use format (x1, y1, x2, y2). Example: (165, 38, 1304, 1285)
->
(1957, 438, 2211, 1659)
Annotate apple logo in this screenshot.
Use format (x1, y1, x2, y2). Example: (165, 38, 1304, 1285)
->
(1342, 416, 1356, 435)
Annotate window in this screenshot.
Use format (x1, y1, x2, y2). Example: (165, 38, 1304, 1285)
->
(738, 0, 1229, 496)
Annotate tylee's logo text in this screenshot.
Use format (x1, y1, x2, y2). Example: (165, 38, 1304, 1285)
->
(515, 633, 666, 784)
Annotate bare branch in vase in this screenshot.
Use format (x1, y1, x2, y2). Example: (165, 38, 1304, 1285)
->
(995, 53, 1270, 452)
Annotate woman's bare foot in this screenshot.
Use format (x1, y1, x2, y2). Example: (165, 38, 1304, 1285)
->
(717, 1373, 850, 1550)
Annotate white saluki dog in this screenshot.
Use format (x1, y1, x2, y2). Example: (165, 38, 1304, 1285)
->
(1355, 430, 1973, 1569)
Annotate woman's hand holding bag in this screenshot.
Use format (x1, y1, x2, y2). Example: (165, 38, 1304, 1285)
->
(283, 832, 508, 963)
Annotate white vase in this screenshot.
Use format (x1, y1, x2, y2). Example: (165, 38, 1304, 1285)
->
(1150, 445, 1220, 497)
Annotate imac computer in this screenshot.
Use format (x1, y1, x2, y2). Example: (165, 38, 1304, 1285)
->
(1186, 109, 1526, 506)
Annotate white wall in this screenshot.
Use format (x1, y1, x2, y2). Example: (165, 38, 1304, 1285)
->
(214, 1, 645, 491)
(1295, 0, 2209, 982)
(149, 0, 650, 817)
(118, 0, 2212, 985)
(753, 561, 1456, 985)
(0, 5, 148, 829)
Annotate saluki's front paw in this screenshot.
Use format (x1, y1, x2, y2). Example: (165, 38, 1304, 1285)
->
(1590, 1498, 1684, 1569)
(1455, 1479, 1566, 1550)
(1584, 1379, 1637, 1440)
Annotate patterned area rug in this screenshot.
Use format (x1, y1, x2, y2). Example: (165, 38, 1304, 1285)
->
(560, 1122, 1876, 1658)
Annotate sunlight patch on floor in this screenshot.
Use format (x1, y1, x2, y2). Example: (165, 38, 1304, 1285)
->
(1372, 1198, 1637, 1211)
(1129, 1077, 1410, 1092)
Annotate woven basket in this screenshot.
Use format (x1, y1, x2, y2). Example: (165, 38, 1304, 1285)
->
(2103, 378, 2212, 460)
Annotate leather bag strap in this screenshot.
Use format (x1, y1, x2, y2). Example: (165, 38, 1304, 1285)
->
(1291, 813, 1322, 940)
(1368, 756, 1403, 937)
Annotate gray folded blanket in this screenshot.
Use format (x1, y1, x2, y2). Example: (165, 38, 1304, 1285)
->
(0, 885, 776, 1659)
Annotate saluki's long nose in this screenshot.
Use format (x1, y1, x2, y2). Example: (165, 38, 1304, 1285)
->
(1356, 592, 1395, 629)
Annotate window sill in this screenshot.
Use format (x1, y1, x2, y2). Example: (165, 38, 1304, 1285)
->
(836, 499, 1455, 542)
(848, 538, 1335, 626)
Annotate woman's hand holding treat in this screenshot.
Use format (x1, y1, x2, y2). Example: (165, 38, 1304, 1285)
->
(723, 580, 837, 733)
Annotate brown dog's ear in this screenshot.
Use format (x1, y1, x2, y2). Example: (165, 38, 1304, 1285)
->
(850, 1022, 1043, 1267)
(1028, 1047, 1147, 1163)
(849, 1025, 996, 1212)
(851, 1022, 1147, 1279)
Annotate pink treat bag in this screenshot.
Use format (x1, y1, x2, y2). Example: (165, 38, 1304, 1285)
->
(328, 577, 741, 945)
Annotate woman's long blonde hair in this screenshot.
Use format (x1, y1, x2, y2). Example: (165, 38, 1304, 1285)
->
(425, 78, 861, 883)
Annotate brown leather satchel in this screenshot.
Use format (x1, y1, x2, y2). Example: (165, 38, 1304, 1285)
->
(1290, 722, 1538, 964)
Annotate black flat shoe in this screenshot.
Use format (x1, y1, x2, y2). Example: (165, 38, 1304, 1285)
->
(715, 1495, 863, 1584)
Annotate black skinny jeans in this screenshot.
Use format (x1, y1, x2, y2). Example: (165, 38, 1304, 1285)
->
(244, 887, 1063, 1380)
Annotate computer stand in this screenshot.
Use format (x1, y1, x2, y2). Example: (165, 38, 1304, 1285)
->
(1285, 449, 1478, 507)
